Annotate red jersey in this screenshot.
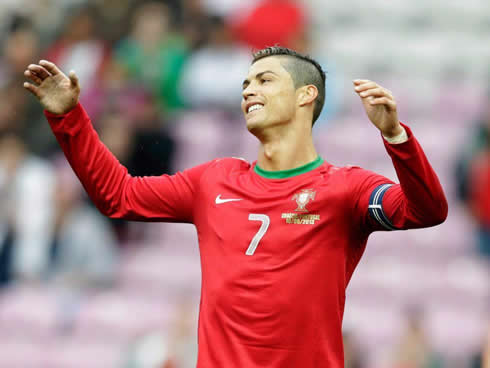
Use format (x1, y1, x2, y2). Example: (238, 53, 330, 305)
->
(45, 104, 447, 368)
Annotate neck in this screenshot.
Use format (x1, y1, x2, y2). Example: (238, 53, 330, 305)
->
(255, 122, 318, 171)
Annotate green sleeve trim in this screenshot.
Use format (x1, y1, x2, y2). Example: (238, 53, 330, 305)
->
(254, 156, 324, 179)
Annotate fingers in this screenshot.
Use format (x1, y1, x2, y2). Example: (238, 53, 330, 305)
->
(353, 79, 394, 101)
(23, 82, 41, 98)
(353, 79, 370, 85)
(24, 70, 43, 85)
(369, 97, 396, 110)
(39, 60, 62, 76)
(353, 80, 377, 91)
(27, 64, 51, 80)
(68, 70, 79, 87)
(359, 87, 393, 99)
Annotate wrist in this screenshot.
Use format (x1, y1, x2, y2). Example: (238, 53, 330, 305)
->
(44, 102, 80, 117)
(381, 123, 404, 138)
(382, 125, 408, 144)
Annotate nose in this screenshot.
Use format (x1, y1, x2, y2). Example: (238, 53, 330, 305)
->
(242, 84, 256, 100)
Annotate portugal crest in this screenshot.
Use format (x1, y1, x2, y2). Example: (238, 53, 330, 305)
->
(292, 189, 316, 212)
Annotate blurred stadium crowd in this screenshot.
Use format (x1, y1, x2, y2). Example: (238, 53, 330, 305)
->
(0, 0, 488, 367)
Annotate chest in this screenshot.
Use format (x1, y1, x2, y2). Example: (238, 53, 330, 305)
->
(194, 173, 351, 261)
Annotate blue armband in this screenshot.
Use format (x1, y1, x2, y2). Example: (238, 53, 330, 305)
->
(368, 184, 398, 231)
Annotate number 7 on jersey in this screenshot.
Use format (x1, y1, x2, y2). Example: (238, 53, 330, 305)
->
(246, 214, 270, 256)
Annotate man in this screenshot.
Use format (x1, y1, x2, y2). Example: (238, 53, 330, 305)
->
(23, 46, 447, 367)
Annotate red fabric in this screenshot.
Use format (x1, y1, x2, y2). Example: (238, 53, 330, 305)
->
(230, 0, 306, 50)
(45, 104, 447, 368)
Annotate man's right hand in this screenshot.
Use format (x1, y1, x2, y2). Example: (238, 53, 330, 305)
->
(23, 60, 80, 115)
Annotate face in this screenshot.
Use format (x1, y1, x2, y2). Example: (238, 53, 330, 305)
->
(241, 57, 297, 133)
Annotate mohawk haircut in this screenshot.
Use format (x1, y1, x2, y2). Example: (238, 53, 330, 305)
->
(252, 46, 326, 126)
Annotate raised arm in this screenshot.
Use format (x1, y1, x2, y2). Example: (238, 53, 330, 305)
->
(23, 61, 206, 223)
(351, 80, 448, 231)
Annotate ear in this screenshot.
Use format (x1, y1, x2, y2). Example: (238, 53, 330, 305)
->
(298, 85, 318, 107)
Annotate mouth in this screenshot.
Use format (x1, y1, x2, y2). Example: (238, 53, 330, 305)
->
(246, 103, 264, 114)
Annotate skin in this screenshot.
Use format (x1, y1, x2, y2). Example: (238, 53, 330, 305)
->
(241, 56, 319, 171)
(23, 58, 403, 172)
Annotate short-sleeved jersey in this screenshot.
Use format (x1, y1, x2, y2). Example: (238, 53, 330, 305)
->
(46, 104, 447, 368)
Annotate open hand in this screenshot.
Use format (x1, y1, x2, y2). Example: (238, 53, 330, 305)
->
(23, 60, 80, 115)
(353, 79, 403, 138)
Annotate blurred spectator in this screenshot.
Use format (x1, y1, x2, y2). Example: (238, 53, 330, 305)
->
(0, 20, 62, 155)
(125, 95, 176, 178)
(94, 0, 134, 43)
(80, 59, 158, 124)
(115, 1, 189, 114)
(0, 132, 55, 286)
(230, 0, 306, 51)
(391, 308, 443, 368)
(471, 323, 490, 368)
(468, 148, 490, 257)
(0, 21, 48, 150)
(342, 331, 364, 368)
(47, 159, 118, 289)
(179, 0, 215, 49)
(456, 99, 490, 257)
(168, 299, 199, 368)
(0, 16, 38, 88)
(179, 15, 251, 111)
(123, 332, 177, 368)
(0, 81, 32, 137)
(43, 4, 111, 95)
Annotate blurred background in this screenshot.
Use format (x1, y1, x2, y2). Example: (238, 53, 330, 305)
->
(0, 0, 489, 367)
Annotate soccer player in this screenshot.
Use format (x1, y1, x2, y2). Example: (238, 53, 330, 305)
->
(23, 47, 447, 367)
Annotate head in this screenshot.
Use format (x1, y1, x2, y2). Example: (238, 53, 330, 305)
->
(206, 16, 232, 47)
(63, 4, 99, 42)
(131, 2, 170, 46)
(4, 27, 39, 74)
(241, 47, 326, 134)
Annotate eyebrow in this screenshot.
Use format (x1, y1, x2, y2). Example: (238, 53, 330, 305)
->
(242, 70, 278, 89)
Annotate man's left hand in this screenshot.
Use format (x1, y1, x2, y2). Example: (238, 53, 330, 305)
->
(353, 79, 403, 138)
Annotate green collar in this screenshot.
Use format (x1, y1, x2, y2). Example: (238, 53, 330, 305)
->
(254, 156, 324, 179)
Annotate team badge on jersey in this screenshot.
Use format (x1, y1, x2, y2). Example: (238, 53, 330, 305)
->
(292, 189, 316, 212)
(281, 189, 320, 225)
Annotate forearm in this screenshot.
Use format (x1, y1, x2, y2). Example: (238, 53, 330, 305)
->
(45, 103, 202, 223)
(45, 103, 131, 217)
(382, 124, 448, 229)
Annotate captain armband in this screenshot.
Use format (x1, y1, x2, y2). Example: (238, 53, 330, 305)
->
(368, 184, 399, 231)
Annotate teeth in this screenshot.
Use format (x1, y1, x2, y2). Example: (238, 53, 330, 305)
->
(248, 104, 263, 113)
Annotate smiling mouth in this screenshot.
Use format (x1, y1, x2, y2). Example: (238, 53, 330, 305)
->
(247, 104, 264, 114)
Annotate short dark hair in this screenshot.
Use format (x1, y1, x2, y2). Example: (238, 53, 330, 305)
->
(252, 46, 326, 125)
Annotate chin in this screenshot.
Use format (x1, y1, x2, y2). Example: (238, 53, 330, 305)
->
(246, 118, 265, 134)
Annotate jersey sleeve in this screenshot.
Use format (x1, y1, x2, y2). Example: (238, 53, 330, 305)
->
(349, 123, 448, 233)
(45, 103, 212, 223)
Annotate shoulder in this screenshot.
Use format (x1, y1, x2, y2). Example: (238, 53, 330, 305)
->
(321, 162, 386, 189)
(210, 157, 251, 172)
(192, 157, 251, 184)
(322, 162, 365, 179)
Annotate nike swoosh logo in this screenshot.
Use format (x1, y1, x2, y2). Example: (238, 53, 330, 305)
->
(215, 195, 243, 204)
